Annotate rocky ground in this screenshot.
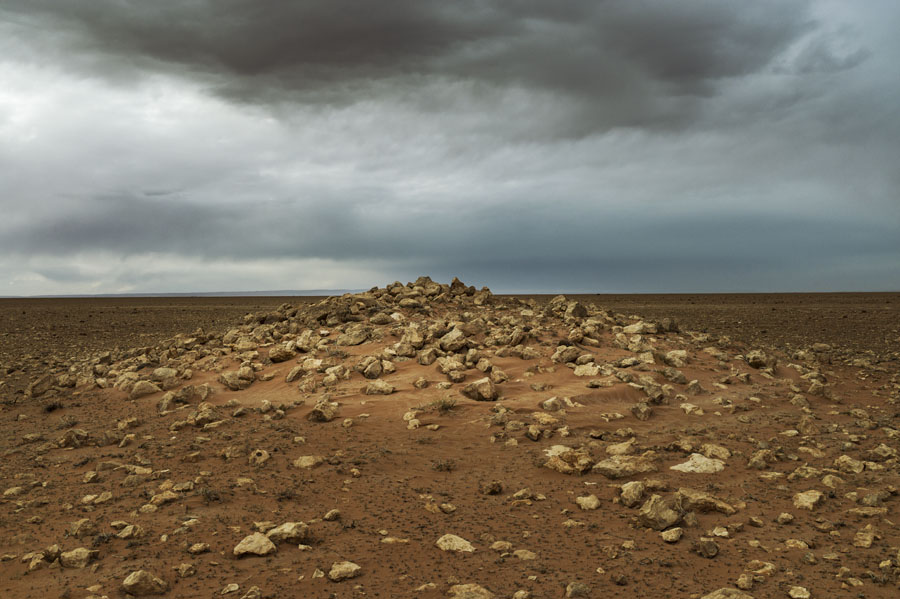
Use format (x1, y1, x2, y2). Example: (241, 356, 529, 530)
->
(1, 277, 898, 598)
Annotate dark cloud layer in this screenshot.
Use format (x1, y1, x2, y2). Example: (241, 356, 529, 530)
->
(3, 1, 818, 134)
(0, 1, 897, 294)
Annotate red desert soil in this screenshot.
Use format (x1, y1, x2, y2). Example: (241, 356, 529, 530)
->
(1, 279, 898, 599)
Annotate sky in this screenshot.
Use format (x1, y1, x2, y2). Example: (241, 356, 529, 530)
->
(1, 1, 898, 295)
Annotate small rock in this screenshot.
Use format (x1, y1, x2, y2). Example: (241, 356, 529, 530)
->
(661, 527, 683, 543)
(233, 533, 276, 557)
(436, 534, 475, 552)
(328, 561, 362, 582)
(793, 490, 824, 511)
(670, 453, 725, 474)
(122, 570, 168, 596)
(565, 582, 591, 598)
(576, 495, 600, 510)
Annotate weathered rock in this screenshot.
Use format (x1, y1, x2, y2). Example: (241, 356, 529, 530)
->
(636, 494, 682, 530)
(59, 547, 97, 568)
(219, 371, 252, 391)
(620, 481, 646, 507)
(793, 490, 825, 511)
(631, 402, 653, 421)
(233, 533, 277, 557)
(364, 380, 394, 395)
(440, 328, 468, 352)
(328, 561, 362, 582)
(661, 527, 683, 543)
(308, 399, 339, 422)
(462, 377, 498, 401)
(701, 589, 754, 599)
(293, 455, 325, 469)
(694, 537, 719, 558)
(268, 345, 294, 362)
(544, 446, 594, 475)
(565, 582, 591, 598)
(67, 518, 97, 538)
(436, 534, 475, 552)
(551, 346, 581, 364)
(449, 583, 495, 599)
(670, 453, 725, 474)
(576, 495, 601, 510)
(834, 455, 864, 474)
(593, 455, 657, 479)
(677, 488, 735, 515)
(266, 522, 308, 544)
(122, 570, 168, 596)
(129, 380, 161, 400)
(745, 350, 775, 369)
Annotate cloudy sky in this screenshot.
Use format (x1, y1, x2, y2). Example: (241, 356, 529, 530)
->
(1, 1, 898, 295)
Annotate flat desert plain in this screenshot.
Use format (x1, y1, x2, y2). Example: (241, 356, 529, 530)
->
(1, 281, 898, 599)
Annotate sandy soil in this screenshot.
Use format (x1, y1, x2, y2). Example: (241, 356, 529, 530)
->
(1, 280, 898, 598)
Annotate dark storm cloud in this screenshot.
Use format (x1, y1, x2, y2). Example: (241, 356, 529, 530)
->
(1, 0, 815, 134)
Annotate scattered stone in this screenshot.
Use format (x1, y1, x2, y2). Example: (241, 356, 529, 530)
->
(661, 527, 683, 543)
(122, 570, 168, 596)
(436, 534, 475, 552)
(576, 494, 601, 510)
(328, 561, 362, 582)
(593, 455, 658, 479)
(266, 522, 308, 544)
(637, 495, 682, 530)
(462, 377, 499, 401)
(233, 533, 277, 557)
(59, 547, 97, 568)
(565, 582, 591, 598)
(448, 583, 495, 599)
(793, 490, 825, 511)
(670, 453, 725, 474)
(701, 590, 754, 599)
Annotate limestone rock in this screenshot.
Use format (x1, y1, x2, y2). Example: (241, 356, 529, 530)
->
(593, 455, 657, 479)
(677, 488, 735, 515)
(462, 377, 498, 401)
(670, 453, 724, 474)
(308, 399, 339, 422)
(661, 527, 683, 543)
(636, 494, 682, 530)
(449, 583, 495, 599)
(701, 589, 754, 599)
(436, 534, 475, 552)
(266, 522, 308, 544)
(233, 533, 277, 557)
(59, 547, 97, 568)
(544, 446, 594, 475)
(122, 570, 168, 596)
(328, 561, 361, 582)
(576, 495, 601, 510)
(793, 490, 825, 511)
(129, 380, 161, 400)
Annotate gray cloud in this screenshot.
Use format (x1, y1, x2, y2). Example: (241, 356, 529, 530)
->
(1, 1, 818, 135)
(0, 1, 898, 295)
